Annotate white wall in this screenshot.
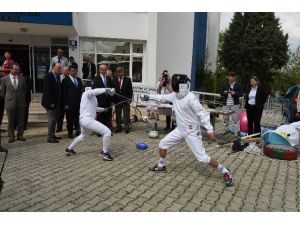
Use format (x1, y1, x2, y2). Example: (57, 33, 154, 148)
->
(78, 12, 149, 40)
(143, 12, 158, 88)
(155, 13, 194, 83)
(205, 12, 220, 72)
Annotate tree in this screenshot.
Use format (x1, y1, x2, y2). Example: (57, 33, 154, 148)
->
(219, 12, 289, 92)
(272, 47, 300, 95)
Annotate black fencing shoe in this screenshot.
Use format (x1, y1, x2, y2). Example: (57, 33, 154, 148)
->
(65, 148, 76, 156)
(100, 151, 113, 161)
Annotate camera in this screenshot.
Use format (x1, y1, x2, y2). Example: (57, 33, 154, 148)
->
(162, 74, 168, 87)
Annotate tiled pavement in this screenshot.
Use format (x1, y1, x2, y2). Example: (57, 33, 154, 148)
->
(0, 115, 299, 212)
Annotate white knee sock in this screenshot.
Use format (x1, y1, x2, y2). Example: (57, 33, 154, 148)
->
(158, 157, 166, 168)
(68, 135, 84, 150)
(217, 163, 229, 174)
(103, 135, 111, 153)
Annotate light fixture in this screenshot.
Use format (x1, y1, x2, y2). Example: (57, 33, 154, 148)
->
(19, 28, 28, 33)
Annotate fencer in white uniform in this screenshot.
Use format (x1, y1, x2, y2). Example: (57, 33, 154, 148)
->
(65, 88, 115, 161)
(145, 74, 233, 186)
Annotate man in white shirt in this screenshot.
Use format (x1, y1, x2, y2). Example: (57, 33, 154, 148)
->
(65, 87, 116, 161)
(49, 49, 68, 72)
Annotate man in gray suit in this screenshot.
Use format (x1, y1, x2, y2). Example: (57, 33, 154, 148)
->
(0, 63, 26, 143)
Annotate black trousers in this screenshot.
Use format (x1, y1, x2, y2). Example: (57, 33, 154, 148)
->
(66, 106, 80, 134)
(246, 105, 263, 135)
(56, 101, 66, 130)
(166, 115, 171, 128)
(115, 103, 130, 130)
(97, 108, 112, 130)
(46, 107, 58, 138)
(24, 102, 30, 129)
(0, 97, 4, 127)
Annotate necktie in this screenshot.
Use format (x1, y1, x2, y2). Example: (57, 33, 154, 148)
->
(12, 76, 17, 90)
(103, 76, 107, 88)
(118, 78, 121, 88)
(56, 74, 61, 85)
(58, 57, 61, 63)
(74, 78, 78, 87)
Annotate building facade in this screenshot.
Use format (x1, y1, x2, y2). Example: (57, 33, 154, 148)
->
(0, 12, 220, 93)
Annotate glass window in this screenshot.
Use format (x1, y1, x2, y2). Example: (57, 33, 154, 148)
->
(80, 39, 145, 81)
(96, 40, 130, 54)
(83, 41, 95, 51)
(97, 54, 130, 76)
(132, 57, 143, 82)
(133, 43, 143, 53)
(82, 53, 95, 63)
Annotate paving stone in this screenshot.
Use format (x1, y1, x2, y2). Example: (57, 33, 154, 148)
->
(0, 120, 299, 212)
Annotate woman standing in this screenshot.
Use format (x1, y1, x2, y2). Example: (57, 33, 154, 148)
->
(244, 76, 268, 135)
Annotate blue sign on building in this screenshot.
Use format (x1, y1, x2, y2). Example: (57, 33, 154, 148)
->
(0, 12, 72, 26)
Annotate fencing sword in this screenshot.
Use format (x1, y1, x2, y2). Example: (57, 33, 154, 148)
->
(105, 92, 169, 110)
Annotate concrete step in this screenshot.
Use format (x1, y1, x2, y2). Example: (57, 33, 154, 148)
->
(2, 94, 47, 127)
(2, 111, 48, 122)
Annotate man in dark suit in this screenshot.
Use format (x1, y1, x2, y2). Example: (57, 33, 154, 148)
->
(56, 66, 69, 132)
(82, 56, 96, 79)
(42, 63, 62, 143)
(63, 65, 83, 139)
(92, 64, 113, 132)
(113, 66, 133, 134)
(0, 63, 26, 143)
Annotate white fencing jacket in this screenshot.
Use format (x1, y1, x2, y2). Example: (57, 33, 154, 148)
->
(149, 91, 213, 135)
(79, 88, 105, 119)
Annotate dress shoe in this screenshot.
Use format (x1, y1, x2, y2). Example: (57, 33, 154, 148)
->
(0, 145, 7, 152)
(17, 136, 26, 142)
(68, 134, 74, 139)
(53, 135, 61, 139)
(164, 126, 171, 131)
(75, 131, 81, 136)
(125, 130, 130, 134)
(97, 133, 102, 137)
(8, 138, 15, 143)
(115, 128, 122, 133)
(47, 138, 59, 143)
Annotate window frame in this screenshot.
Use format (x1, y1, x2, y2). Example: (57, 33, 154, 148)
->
(80, 38, 145, 83)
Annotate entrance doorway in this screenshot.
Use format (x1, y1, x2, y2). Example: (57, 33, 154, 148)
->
(0, 43, 69, 93)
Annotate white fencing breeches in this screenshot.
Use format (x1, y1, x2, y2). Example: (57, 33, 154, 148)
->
(159, 128, 211, 164)
(68, 116, 111, 151)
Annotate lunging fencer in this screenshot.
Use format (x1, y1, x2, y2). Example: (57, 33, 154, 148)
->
(65, 88, 115, 161)
(144, 74, 233, 186)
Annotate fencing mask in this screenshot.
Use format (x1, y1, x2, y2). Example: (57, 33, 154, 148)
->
(171, 74, 190, 93)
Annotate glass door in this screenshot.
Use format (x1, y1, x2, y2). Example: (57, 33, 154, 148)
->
(32, 47, 50, 93)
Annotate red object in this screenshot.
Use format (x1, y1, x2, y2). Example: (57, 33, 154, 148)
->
(240, 111, 248, 133)
(1, 59, 14, 76)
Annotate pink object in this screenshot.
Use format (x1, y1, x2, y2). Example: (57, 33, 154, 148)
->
(240, 111, 248, 133)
